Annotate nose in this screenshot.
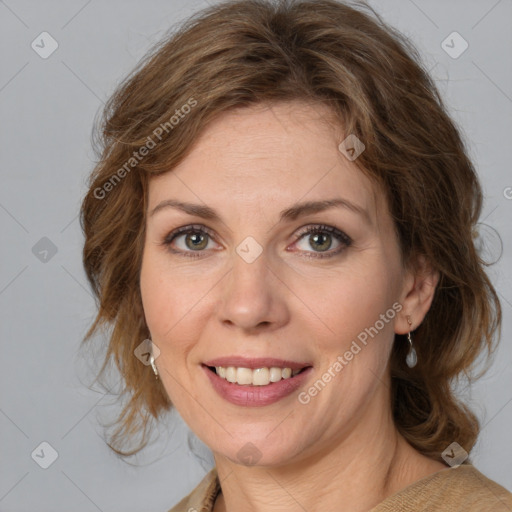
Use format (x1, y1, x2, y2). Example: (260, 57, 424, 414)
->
(215, 249, 290, 333)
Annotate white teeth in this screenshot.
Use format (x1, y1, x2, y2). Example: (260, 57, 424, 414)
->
(270, 367, 283, 382)
(214, 366, 302, 386)
(226, 367, 237, 383)
(253, 368, 269, 386)
(236, 367, 253, 385)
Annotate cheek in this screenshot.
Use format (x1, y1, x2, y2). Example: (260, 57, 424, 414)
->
(139, 256, 197, 404)
(300, 267, 399, 414)
(140, 259, 165, 334)
(139, 250, 215, 352)
(297, 262, 401, 397)
(140, 251, 181, 341)
(300, 262, 398, 339)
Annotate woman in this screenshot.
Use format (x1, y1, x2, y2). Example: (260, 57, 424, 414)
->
(80, 0, 512, 510)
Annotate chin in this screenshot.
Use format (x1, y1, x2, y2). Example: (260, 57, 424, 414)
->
(211, 436, 307, 469)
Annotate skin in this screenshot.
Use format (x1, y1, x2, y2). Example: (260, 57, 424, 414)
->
(140, 101, 447, 512)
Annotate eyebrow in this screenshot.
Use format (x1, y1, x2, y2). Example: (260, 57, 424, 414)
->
(149, 198, 371, 224)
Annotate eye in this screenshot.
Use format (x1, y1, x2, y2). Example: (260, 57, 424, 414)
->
(291, 224, 352, 259)
(161, 224, 218, 257)
(160, 223, 352, 259)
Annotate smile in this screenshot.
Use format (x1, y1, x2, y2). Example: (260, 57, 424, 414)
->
(202, 363, 313, 407)
(210, 366, 305, 386)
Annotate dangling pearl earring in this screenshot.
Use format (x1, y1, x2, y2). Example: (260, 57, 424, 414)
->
(405, 315, 417, 368)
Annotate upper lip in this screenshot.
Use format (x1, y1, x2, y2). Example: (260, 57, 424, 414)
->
(203, 357, 312, 371)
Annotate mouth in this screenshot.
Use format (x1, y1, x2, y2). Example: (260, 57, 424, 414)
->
(203, 364, 312, 387)
(201, 362, 314, 407)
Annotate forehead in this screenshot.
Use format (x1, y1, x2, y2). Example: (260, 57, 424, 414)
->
(147, 101, 381, 224)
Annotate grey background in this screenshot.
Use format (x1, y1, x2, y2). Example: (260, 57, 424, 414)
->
(0, 0, 511, 511)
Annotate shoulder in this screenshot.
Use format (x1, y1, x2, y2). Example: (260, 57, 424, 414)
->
(372, 463, 512, 511)
(167, 467, 220, 512)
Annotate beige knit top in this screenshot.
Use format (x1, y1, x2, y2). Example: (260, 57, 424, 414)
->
(168, 464, 512, 511)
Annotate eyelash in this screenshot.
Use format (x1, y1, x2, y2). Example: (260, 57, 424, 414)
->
(160, 224, 352, 259)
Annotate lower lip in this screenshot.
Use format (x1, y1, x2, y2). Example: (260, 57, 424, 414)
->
(202, 365, 313, 407)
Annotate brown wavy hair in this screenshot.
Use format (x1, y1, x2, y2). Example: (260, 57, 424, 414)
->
(80, 0, 501, 458)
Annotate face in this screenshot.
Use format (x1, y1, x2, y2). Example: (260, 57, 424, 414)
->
(140, 101, 410, 467)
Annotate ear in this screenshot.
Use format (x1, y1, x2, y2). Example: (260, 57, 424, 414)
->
(395, 254, 439, 334)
